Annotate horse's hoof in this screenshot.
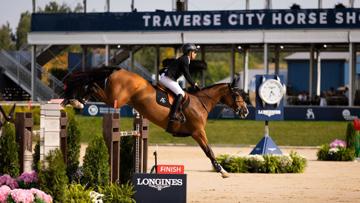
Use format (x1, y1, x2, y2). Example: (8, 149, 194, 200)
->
(220, 168, 230, 178)
(221, 172, 230, 178)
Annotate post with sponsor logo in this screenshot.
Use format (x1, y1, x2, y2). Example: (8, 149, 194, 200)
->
(250, 75, 285, 155)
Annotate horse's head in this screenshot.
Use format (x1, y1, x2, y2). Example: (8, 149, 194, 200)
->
(221, 78, 249, 119)
(61, 67, 118, 109)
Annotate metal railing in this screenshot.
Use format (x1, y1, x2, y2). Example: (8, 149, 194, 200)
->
(0, 50, 58, 100)
(8, 51, 64, 94)
(120, 58, 153, 82)
(94, 46, 154, 82)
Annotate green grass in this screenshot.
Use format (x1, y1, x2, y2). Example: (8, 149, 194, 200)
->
(76, 115, 348, 146)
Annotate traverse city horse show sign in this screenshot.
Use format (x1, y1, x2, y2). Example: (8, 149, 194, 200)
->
(32, 8, 360, 32)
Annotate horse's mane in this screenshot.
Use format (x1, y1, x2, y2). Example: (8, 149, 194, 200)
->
(62, 66, 120, 98)
(201, 83, 228, 90)
(197, 82, 247, 101)
(65, 66, 120, 84)
(190, 83, 228, 97)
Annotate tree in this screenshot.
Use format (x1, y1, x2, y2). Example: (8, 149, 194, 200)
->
(32, 140, 41, 172)
(65, 108, 81, 183)
(0, 23, 15, 50)
(0, 122, 20, 177)
(38, 149, 68, 202)
(38, 1, 83, 13)
(134, 47, 156, 72)
(82, 136, 109, 189)
(16, 11, 31, 50)
(73, 3, 84, 13)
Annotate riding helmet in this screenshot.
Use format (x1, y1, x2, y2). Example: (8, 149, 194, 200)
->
(182, 43, 198, 54)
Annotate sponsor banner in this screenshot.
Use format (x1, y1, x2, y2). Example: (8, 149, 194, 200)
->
(284, 106, 360, 121)
(83, 102, 359, 121)
(32, 8, 360, 32)
(208, 105, 360, 121)
(255, 75, 285, 121)
(133, 173, 186, 203)
(82, 102, 133, 116)
(157, 165, 184, 174)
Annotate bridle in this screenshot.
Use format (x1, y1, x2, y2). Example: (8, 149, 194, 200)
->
(227, 84, 247, 115)
(195, 84, 248, 116)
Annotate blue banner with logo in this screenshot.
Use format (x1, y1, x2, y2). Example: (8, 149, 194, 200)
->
(82, 102, 133, 117)
(83, 102, 359, 121)
(284, 106, 360, 121)
(32, 8, 360, 32)
(208, 105, 360, 121)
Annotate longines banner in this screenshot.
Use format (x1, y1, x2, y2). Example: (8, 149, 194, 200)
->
(132, 174, 186, 203)
(32, 8, 360, 32)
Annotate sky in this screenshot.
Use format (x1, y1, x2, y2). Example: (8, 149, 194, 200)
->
(0, 0, 357, 31)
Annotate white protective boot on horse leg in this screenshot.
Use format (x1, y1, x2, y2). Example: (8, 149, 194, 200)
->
(220, 166, 230, 178)
(213, 160, 230, 178)
(205, 144, 230, 178)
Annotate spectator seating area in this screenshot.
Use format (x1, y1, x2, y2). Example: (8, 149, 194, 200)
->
(0, 87, 31, 101)
(286, 87, 353, 106)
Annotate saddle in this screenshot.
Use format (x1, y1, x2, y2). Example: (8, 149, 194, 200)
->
(154, 84, 190, 122)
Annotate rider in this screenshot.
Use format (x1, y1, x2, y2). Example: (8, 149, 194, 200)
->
(159, 43, 200, 122)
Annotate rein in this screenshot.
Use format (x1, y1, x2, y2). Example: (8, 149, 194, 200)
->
(196, 84, 233, 113)
(196, 90, 219, 113)
(198, 96, 211, 113)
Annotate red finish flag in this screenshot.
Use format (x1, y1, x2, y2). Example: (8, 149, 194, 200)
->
(156, 165, 184, 174)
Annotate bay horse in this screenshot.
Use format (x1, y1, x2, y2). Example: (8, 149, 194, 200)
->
(62, 67, 248, 178)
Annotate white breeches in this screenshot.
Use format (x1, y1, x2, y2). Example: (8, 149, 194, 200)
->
(159, 74, 185, 97)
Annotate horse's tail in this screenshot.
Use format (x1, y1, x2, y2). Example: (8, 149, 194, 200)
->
(61, 66, 120, 105)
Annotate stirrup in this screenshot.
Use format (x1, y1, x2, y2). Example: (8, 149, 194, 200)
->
(170, 112, 186, 123)
(177, 112, 186, 123)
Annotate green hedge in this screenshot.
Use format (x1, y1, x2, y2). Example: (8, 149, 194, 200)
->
(66, 183, 92, 203)
(120, 137, 135, 183)
(64, 108, 81, 183)
(346, 122, 356, 150)
(39, 149, 68, 202)
(82, 136, 109, 189)
(216, 152, 307, 173)
(98, 183, 135, 203)
(317, 144, 355, 161)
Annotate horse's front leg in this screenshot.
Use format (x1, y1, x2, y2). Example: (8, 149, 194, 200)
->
(192, 130, 229, 178)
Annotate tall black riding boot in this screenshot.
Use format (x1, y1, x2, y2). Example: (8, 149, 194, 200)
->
(166, 94, 183, 133)
(169, 94, 183, 121)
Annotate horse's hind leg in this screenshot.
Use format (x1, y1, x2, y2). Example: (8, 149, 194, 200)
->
(192, 131, 229, 178)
